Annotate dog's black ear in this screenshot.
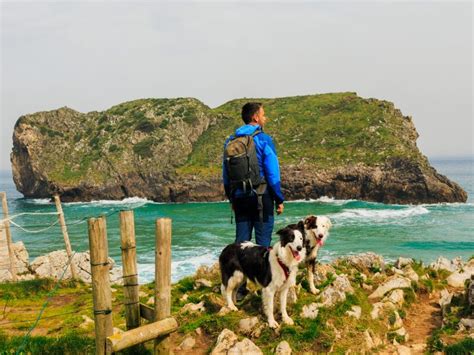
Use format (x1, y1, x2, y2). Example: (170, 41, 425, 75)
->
(277, 227, 294, 246)
(304, 215, 317, 229)
(297, 220, 305, 233)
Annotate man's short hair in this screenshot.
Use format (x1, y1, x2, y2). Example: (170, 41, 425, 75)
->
(241, 102, 263, 124)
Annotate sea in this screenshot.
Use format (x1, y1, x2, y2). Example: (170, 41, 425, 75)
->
(0, 158, 472, 283)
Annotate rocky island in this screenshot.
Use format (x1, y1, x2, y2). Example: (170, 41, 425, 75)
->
(11, 92, 467, 204)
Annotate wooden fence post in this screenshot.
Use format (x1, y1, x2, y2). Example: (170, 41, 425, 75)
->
(154, 218, 172, 355)
(54, 195, 77, 279)
(88, 216, 113, 355)
(1, 192, 17, 281)
(119, 210, 140, 332)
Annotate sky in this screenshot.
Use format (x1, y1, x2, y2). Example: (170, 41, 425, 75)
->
(1, 1, 472, 171)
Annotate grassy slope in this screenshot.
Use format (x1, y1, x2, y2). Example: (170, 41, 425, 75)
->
(2, 259, 472, 354)
(180, 92, 427, 177)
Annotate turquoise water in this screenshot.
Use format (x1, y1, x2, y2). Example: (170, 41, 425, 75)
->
(1, 158, 472, 283)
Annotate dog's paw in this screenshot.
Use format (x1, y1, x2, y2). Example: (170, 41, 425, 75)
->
(309, 287, 320, 295)
(282, 317, 294, 326)
(268, 319, 280, 329)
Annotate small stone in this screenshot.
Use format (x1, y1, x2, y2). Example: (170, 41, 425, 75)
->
(301, 303, 320, 319)
(364, 330, 375, 349)
(211, 329, 238, 355)
(138, 291, 147, 298)
(371, 303, 384, 319)
(396, 344, 411, 355)
(218, 306, 232, 316)
(395, 257, 413, 269)
(439, 289, 452, 308)
(275, 340, 292, 355)
(195, 327, 203, 336)
(403, 266, 419, 282)
(238, 317, 259, 335)
(385, 289, 404, 307)
(181, 301, 206, 314)
(178, 336, 196, 350)
(180, 294, 188, 302)
(369, 276, 411, 299)
(346, 306, 362, 319)
(394, 327, 409, 341)
(80, 315, 94, 329)
(146, 296, 154, 305)
(460, 318, 474, 330)
(362, 283, 373, 291)
(195, 278, 212, 288)
(227, 338, 262, 355)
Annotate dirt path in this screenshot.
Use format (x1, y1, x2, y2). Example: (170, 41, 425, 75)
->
(403, 293, 442, 353)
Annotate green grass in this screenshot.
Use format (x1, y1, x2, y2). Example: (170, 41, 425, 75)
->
(0, 331, 95, 355)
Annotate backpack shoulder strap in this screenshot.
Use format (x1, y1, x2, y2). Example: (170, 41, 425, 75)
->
(251, 129, 262, 137)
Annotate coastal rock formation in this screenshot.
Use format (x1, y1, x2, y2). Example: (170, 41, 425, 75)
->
(11, 93, 467, 204)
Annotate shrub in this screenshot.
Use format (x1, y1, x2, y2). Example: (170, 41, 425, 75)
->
(132, 138, 155, 158)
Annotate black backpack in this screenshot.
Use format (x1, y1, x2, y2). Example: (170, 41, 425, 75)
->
(224, 130, 265, 193)
(224, 130, 267, 220)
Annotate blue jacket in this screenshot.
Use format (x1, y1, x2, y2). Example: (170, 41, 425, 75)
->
(222, 124, 285, 205)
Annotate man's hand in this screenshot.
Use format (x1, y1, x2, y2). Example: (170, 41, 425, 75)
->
(276, 203, 284, 215)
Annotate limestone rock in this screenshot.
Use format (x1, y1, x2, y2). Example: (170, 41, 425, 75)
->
(146, 296, 154, 305)
(181, 301, 206, 314)
(371, 301, 396, 319)
(80, 315, 94, 329)
(460, 318, 474, 330)
(346, 305, 362, 319)
(318, 274, 353, 307)
(341, 253, 385, 272)
(178, 336, 196, 351)
(228, 338, 262, 355)
(447, 268, 474, 288)
(238, 317, 259, 335)
(439, 289, 452, 309)
(0, 240, 31, 281)
(429, 257, 459, 273)
(195, 278, 213, 288)
(313, 263, 336, 284)
(395, 257, 413, 269)
(403, 266, 419, 282)
(369, 276, 411, 299)
(396, 345, 411, 355)
(384, 289, 405, 307)
(30, 250, 122, 284)
(364, 330, 382, 349)
(211, 329, 238, 355)
(301, 303, 320, 319)
(275, 340, 292, 355)
(138, 291, 148, 298)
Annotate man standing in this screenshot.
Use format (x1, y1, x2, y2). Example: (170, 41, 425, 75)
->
(223, 101, 285, 250)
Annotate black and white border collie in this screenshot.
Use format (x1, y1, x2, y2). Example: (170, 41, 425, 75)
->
(219, 222, 306, 328)
(303, 215, 332, 294)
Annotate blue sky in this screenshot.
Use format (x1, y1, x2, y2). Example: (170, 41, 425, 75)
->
(1, 1, 472, 171)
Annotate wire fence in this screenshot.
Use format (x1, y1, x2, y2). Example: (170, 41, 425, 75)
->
(0, 198, 148, 353)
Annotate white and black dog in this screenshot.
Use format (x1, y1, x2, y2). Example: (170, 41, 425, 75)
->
(302, 215, 332, 294)
(219, 222, 306, 328)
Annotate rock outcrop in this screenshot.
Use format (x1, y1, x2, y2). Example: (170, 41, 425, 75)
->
(11, 93, 467, 204)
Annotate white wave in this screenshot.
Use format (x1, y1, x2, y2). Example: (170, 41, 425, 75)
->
(64, 197, 153, 208)
(287, 196, 355, 205)
(137, 252, 218, 283)
(332, 205, 429, 222)
(26, 198, 52, 205)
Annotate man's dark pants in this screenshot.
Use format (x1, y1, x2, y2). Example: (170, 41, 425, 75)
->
(232, 192, 275, 297)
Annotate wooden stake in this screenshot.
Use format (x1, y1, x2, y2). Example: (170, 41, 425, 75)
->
(119, 210, 140, 332)
(154, 218, 172, 355)
(54, 195, 77, 279)
(88, 216, 113, 355)
(1, 192, 17, 281)
(106, 317, 178, 353)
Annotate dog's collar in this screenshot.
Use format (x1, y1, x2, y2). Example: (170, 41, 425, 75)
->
(267, 247, 290, 280)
